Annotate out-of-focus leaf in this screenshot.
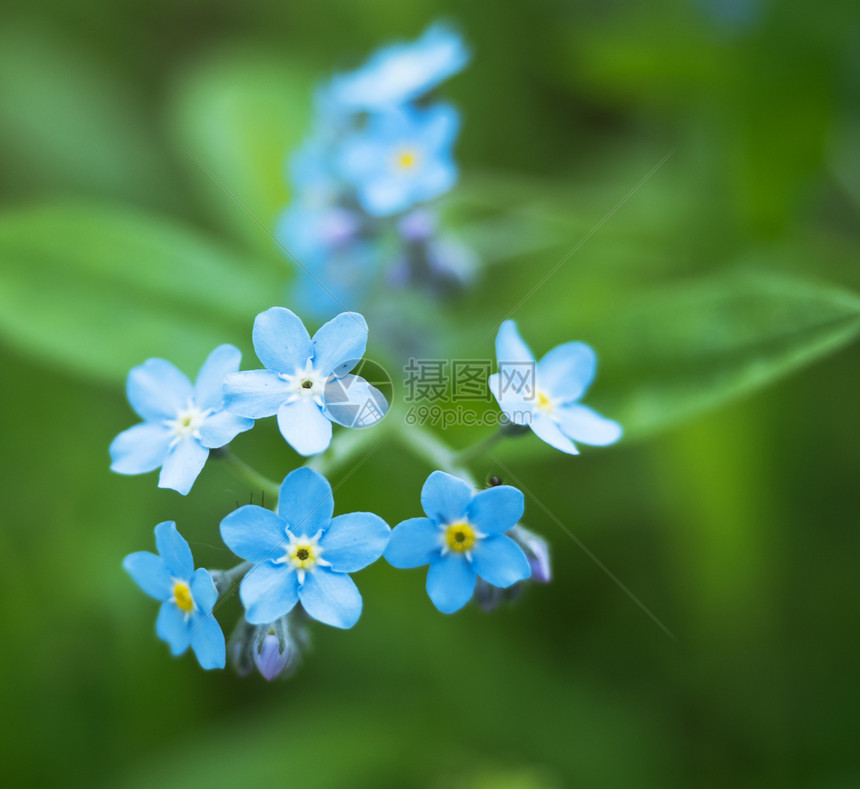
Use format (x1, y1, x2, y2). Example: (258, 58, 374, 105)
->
(0, 26, 174, 207)
(0, 203, 284, 383)
(167, 45, 316, 260)
(589, 268, 860, 438)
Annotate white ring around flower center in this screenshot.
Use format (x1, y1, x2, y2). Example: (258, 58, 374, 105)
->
(274, 529, 331, 584)
(279, 359, 329, 406)
(165, 400, 211, 443)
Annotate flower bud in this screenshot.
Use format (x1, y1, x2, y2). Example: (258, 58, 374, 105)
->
(510, 525, 551, 584)
(254, 633, 291, 682)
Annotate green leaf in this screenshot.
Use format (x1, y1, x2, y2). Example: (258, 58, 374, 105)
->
(0, 203, 284, 383)
(166, 44, 316, 260)
(589, 268, 860, 438)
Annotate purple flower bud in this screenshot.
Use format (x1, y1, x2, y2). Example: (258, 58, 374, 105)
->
(254, 633, 291, 682)
(510, 525, 551, 584)
(398, 209, 437, 242)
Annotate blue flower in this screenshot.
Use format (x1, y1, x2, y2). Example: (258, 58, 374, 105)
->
(337, 103, 459, 217)
(123, 522, 226, 669)
(385, 471, 531, 614)
(220, 467, 390, 628)
(223, 307, 388, 455)
(489, 320, 622, 455)
(324, 23, 469, 112)
(110, 345, 254, 495)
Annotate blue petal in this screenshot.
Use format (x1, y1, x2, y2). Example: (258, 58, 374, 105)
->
(530, 412, 578, 455)
(361, 176, 412, 216)
(156, 602, 191, 656)
(109, 423, 172, 475)
(420, 102, 460, 148)
(312, 312, 368, 378)
(240, 563, 300, 625)
(276, 467, 334, 535)
(384, 517, 441, 568)
(537, 342, 596, 404)
(425, 554, 476, 614)
(466, 485, 524, 535)
(198, 410, 254, 449)
(127, 358, 193, 421)
(276, 399, 332, 456)
(488, 373, 534, 425)
(554, 404, 622, 446)
(194, 344, 243, 412)
(189, 567, 219, 614)
(154, 521, 194, 579)
(320, 512, 390, 573)
(252, 307, 312, 374)
(495, 320, 535, 365)
(323, 374, 388, 428)
(220, 506, 287, 563)
(472, 535, 531, 588)
(298, 568, 362, 629)
(223, 370, 293, 419)
(420, 470, 471, 524)
(157, 438, 209, 495)
(123, 551, 171, 600)
(189, 614, 226, 670)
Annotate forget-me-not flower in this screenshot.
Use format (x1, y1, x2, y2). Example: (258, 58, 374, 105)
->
(220, 467, 390, 628)
(123, 522, 226, 669)
(110, 345, 254, 495)
(489, 320, 622, 455)
(337, 103, 459, 217)
(223, 307, 387, 455)
(385, 471, 531, 614)
(324, 23, 469, 111)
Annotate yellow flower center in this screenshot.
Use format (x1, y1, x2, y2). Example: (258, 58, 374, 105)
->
(288, 542, 318, 569)
(445, 521, 476, 553)
(395, 148, 419, 170)
(536, 390, 553, 413)
(172, 580, 194, 613)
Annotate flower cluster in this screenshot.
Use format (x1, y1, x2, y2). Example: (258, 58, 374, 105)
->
(116, 305, 618, 679)
(279, 23, 476, 317)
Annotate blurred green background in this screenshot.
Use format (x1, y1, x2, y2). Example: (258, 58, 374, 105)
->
(2, 0, 859, 786)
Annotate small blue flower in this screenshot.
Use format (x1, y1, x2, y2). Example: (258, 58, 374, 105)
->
(220, 467, 390, 628)
(123, 522, 226, 669)
(324, 23, 469, 111)
(385, 471, 531, 614)
(337, 103, 459, 217)
(110, 345, 254, 495)
(223, 307, 388, 455)
(489, 320, 622, 455)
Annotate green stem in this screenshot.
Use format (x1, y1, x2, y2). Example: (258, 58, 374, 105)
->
(304, 426, 379, 477)
(453, 428, 505, 465)
(397, 423, 478, 487)
(211, 561, 252, 596)
(217, 451, 280, 500)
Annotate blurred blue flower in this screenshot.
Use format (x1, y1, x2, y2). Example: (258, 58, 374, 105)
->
(110, 345, 253, 495)
(220, 467, 390, 628)
(385, 471, 530, 613)
(489, 320, 622, 455)
(337, 103, 459, 216)
(223, 307, 387, 455)
(324, 22, 469, 111)
(123, 522, 226, 669)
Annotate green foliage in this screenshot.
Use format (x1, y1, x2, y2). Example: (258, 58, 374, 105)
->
(590, 268, 860, 437)
(0, 203, 282, 381)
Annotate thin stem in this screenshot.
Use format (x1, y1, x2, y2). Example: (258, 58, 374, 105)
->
(397, 423, 477, 487)
(452, 428, 505, 465)
(211, 561, 252, 596)
(304, 426, 379, 477)
(217, 451, 280, 500)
